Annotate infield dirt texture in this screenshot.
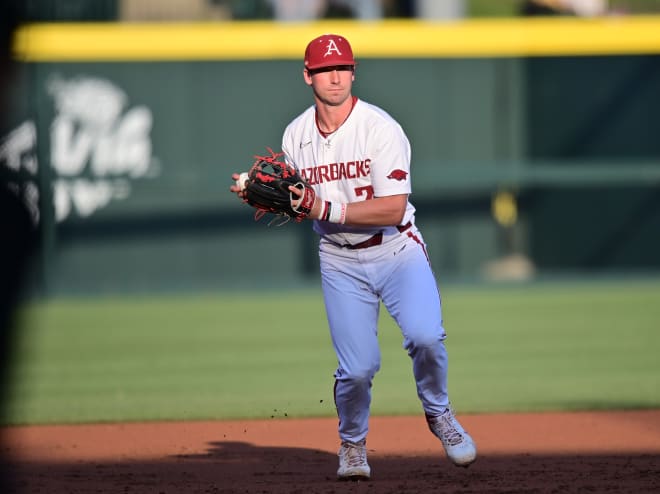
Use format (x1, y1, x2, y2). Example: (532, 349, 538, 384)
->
(3, 409, 659, 493)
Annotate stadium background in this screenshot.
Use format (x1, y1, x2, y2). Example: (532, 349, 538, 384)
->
(2, 0, 660, 296)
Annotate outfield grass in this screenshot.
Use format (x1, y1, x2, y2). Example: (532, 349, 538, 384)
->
(3, 278, 659, 426)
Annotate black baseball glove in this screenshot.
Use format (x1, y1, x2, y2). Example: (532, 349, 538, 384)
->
(239, 148, 316, 224)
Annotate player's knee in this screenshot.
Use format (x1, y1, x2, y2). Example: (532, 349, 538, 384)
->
(404, 326, 445, 351)
(338, 362, 380, 382)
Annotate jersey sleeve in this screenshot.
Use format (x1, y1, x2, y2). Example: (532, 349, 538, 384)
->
(369, 120, 412, 197)
(281, 125, 295, 169)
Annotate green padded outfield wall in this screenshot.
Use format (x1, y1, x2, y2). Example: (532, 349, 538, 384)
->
(3, 19, 660, 295)
(525, 54, 660, 270)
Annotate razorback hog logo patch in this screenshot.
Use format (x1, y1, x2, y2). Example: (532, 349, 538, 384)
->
(387, 169, 408, 181)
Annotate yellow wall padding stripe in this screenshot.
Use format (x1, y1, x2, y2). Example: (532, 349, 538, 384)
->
(13, 16, 660, 62)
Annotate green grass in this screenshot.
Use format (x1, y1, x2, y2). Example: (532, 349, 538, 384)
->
(4, 278, 659, 425)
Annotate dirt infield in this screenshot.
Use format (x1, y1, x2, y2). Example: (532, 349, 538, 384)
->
(2, 410, 659, 493)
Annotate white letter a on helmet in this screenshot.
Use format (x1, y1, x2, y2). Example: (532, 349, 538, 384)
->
(324, 39, 342, 57)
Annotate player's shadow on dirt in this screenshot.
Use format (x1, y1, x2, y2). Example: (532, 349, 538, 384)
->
(5, 441, 660, 493)
(180, 441, 659, 490)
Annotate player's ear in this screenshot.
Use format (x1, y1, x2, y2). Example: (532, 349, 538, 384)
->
(303, 68, 313, 86)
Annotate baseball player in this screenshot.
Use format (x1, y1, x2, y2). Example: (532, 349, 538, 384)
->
(231, 33, 476, 480)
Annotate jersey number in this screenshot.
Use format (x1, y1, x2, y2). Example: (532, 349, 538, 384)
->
(354, 185, 374, 200)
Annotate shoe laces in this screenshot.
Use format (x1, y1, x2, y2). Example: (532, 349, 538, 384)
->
(432, 411, 464, 446)
(341, 441, 367, 467)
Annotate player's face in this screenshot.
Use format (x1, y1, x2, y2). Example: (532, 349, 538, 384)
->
(304, 65, 354, 107)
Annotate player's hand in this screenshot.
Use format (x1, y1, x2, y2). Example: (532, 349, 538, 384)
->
(290, 185, 322, 219)
(230, 172, 247, 199)
(289, 184, 302, 207)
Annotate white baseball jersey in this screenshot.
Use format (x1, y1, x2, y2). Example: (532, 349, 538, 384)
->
(282, 98, 416, 246)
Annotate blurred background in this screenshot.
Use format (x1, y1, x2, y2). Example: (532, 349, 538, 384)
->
(2, 0, 660, 298)
(9, 0, 660, 21)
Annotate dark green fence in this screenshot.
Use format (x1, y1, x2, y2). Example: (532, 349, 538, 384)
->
(3, 22, 659, 295)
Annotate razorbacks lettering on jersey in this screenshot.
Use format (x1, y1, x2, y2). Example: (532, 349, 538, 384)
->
(282, 98, 416, 246)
